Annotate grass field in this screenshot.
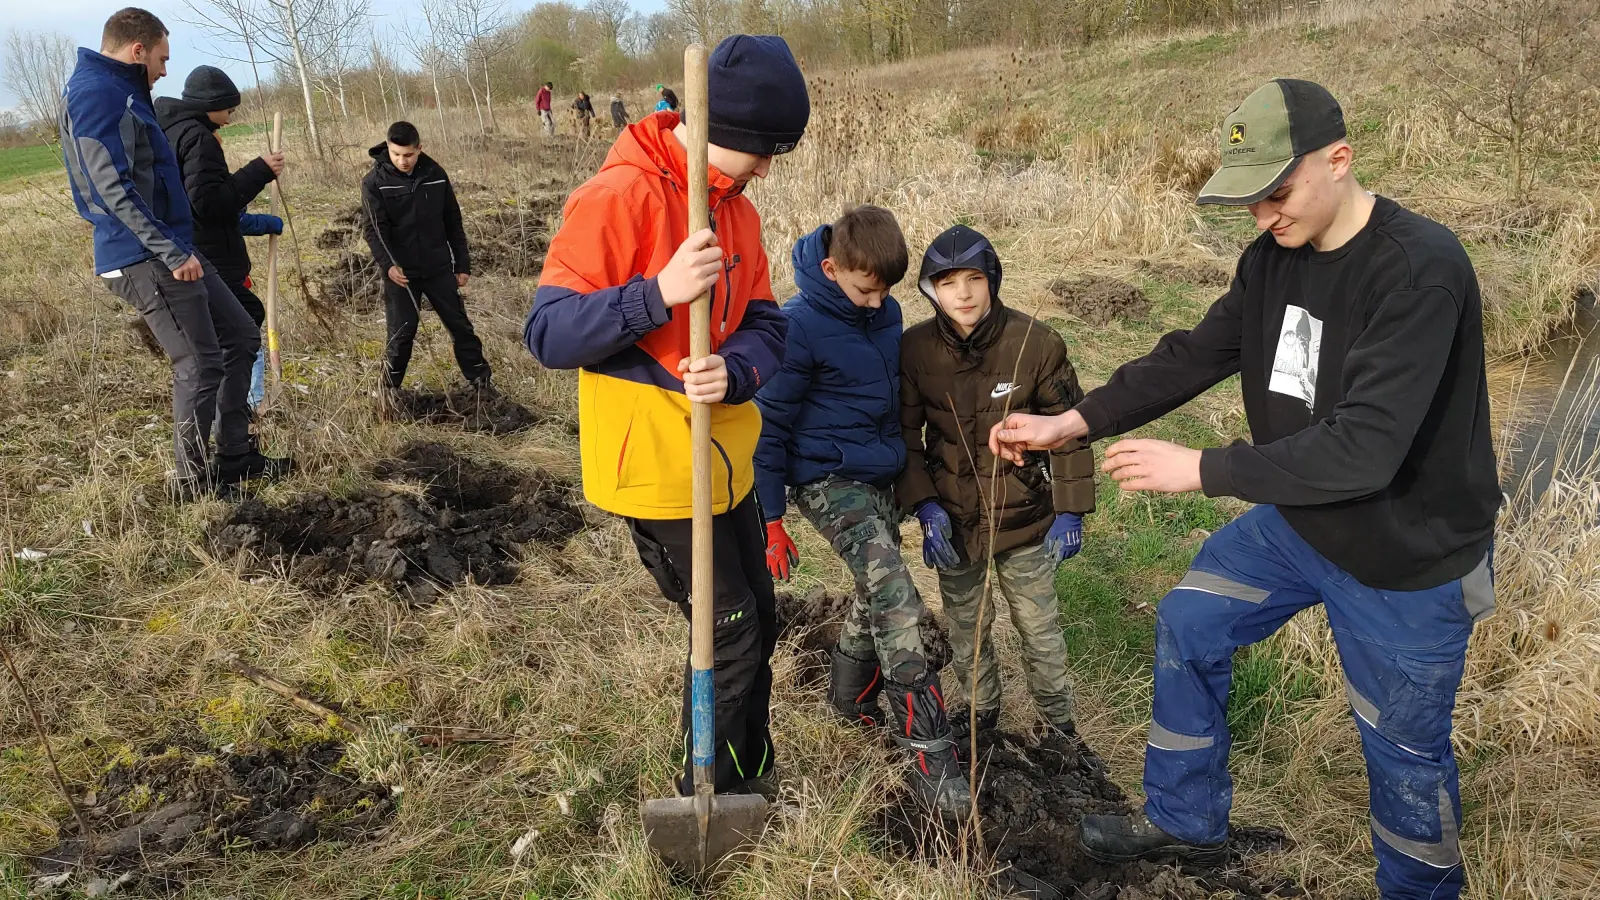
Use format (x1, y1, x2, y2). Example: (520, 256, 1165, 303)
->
(1, 3, 1598, 898)
(0, 144, 61, 183)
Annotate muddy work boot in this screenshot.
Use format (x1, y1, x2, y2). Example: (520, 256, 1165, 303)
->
(215, 450, 295, 487)
(1080, 813, 1227, 866)
(829, 646, 884, 727)
(949, 705, 1000, 741)
(884, 673, 971, 817)
(468, 374, 499, 401)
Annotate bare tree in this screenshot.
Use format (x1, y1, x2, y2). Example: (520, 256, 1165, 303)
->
(1422, 0, 1600, 202)
(587, 0, 632, 49)
(396, 10, 449, 139)
(669, 0, 733, 44)
(3, 29, 75, 140)
(187, 0, 371, 159)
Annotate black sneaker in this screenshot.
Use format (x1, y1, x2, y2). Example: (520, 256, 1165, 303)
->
(739, 770, 779, 800)
(215, 451, 295, 485)
(1079, 813, 1227, 866)
(949, 705, 1000, 740)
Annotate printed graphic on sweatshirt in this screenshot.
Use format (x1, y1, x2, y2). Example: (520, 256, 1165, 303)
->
(1269, 305, 1321, 409)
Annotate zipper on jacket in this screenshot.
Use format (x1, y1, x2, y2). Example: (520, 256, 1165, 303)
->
(709, 198, 732, 335)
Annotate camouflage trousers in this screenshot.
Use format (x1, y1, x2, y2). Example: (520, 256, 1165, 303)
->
(793, 476, 933, 684)
(939, 541, 1075, 724)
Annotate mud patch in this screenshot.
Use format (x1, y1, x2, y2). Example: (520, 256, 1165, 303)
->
(776, 586, 952, 686)
(206, 441, 583, 602)
(33, 742, 393, 892)
(1137, 259, 1232, 288)
(467, 194, 565, 278)
(1047, 276, 1153, 326)
(389, 384, 545, 435)
(309, 250, 383, 310)
(882, 729, 1300, 899)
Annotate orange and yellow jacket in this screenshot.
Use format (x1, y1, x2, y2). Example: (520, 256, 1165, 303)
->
(524, 112, 787, 520)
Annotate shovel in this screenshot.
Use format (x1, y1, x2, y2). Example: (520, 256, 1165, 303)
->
(639, 42, 768, 876)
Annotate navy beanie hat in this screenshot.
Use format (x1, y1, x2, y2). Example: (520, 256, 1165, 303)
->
(707, 35, 809, 157)
(183, 65, 242, 112)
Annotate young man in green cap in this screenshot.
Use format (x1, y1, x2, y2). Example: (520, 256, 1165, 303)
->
(991, 79, 1497, 900)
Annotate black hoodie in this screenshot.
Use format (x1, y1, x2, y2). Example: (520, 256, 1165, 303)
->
(1077, 196, 1499, 590)
(155, 96, 276, 288)
(360, 142, 469, 280)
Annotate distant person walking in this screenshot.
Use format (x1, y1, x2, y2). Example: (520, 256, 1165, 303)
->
(655, 84, 679, 112)
(535, 81, 554, 136)
(609, 92, 628, 131)
(572, 91, 595, 139)
(156, 64, 284, 411)
(61, 6, 291, 500)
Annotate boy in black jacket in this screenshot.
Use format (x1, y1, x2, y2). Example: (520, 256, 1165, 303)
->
(362, 121, 491, 399)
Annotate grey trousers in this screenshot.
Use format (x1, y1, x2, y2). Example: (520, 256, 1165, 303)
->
(106, 257, 259, 480)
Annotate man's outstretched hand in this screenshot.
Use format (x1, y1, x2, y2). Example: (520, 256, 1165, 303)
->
(1102, 439, 1203, 494)
(990, 409, 1088, 464)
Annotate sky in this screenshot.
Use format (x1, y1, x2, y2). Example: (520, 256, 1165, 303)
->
(0, 0, 666, 110)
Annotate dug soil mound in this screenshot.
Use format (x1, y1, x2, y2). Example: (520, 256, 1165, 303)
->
(467, 193, 566, 278)
(388, 384, 545, 435)
(882, 728, 1300, 899)
(776, 586, 952, 686)
(33, 742, 393, 893)
(1048, 276, 1153, 326)
(207, 441, 583, 602)
(310, 249, 383, 310)
(1137, 259, 1232, 288)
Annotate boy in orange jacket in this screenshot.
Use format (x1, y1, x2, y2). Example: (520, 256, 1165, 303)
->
(524, 35, 808, 797)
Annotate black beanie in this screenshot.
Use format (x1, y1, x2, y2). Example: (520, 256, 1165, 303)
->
(707, 35, 809, 157)
(182, 65, 242, 112)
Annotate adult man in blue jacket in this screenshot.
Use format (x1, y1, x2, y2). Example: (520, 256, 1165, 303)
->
(754, 205, 969, 816)
(60, 7, 290, 500)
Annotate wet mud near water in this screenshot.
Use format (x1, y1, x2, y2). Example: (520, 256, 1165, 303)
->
(1048, 276, 1154, 326)
(207, 442, 583, 602)
(33, 742, 392, 893)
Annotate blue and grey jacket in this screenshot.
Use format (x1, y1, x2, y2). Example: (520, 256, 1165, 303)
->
(60, 48, 194, 275)
(753, 224, 907, 521)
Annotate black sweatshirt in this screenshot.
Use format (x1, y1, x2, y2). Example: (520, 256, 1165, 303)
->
(1077, 196, 1500, 590)
(361, 143, 470, 279)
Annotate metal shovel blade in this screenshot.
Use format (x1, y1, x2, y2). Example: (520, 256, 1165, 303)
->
(639, 793, 768, 875)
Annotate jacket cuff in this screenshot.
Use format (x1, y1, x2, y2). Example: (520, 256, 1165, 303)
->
(1199, 446, 1236, 498)
(623, 276, 670, 338)
(1075, 395, 1113, 442)
(244, 156, 276, 185)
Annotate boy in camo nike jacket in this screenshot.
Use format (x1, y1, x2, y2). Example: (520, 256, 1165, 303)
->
(754, 206, 970, 816)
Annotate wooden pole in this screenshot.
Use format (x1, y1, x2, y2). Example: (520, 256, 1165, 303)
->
(265, 112, 284, 404)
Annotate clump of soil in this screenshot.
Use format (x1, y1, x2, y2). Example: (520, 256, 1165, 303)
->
(310, 250, 383, 310)
(33, 742, 393, 892)
(776, 586, 952, 686)
(882, 729, 1299, 899)
(1137, 259, 1232, 288)
(389, 384, 544, 435)
(468, 194, 565, 278)
(207, 441, 583, 602)
(1047, 276, 1153, 326)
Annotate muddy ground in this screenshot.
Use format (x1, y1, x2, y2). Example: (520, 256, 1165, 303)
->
(1047, 276, 1154, 326)
(207, 442, 583, 602)
(386, 384, 547, 435)
(1136, 259, 1232, 288)
(777, 587, 1297, 899)
(32, 742, 393, 894)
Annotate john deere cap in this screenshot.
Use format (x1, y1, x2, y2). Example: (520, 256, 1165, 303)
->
(1197, 79, 1346, 206)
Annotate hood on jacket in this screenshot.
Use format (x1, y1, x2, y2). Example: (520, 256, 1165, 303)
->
(918, 224, 1006, 358)
(601, 111, 742, 202)
(155, 96, 218, 132)
(368, 141, 441, 179)
(791, 224, 881, 325)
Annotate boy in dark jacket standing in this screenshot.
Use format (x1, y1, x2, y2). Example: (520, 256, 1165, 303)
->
(362, 121, 491, 400)
(525, 35, 807, 799)
(61, 8, 290, 499)
(156, 65, 284, 410)
(754, 206, 969, 816)
(899, 225, 1094, 738)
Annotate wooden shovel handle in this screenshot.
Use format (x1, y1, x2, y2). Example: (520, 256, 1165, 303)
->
(685, 45, 713, 676)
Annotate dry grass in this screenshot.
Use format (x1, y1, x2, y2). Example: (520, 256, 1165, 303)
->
(3, 3, 1600, 898)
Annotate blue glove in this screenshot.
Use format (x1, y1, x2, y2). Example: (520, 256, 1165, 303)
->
(1045, 512, 1083, 563)
(915, 501, 962, 570)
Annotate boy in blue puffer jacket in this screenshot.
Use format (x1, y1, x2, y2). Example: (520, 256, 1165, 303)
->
(755, 206, 969, 816)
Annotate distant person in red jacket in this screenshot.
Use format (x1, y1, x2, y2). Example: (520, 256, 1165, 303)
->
(535, 82, 554, 136)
